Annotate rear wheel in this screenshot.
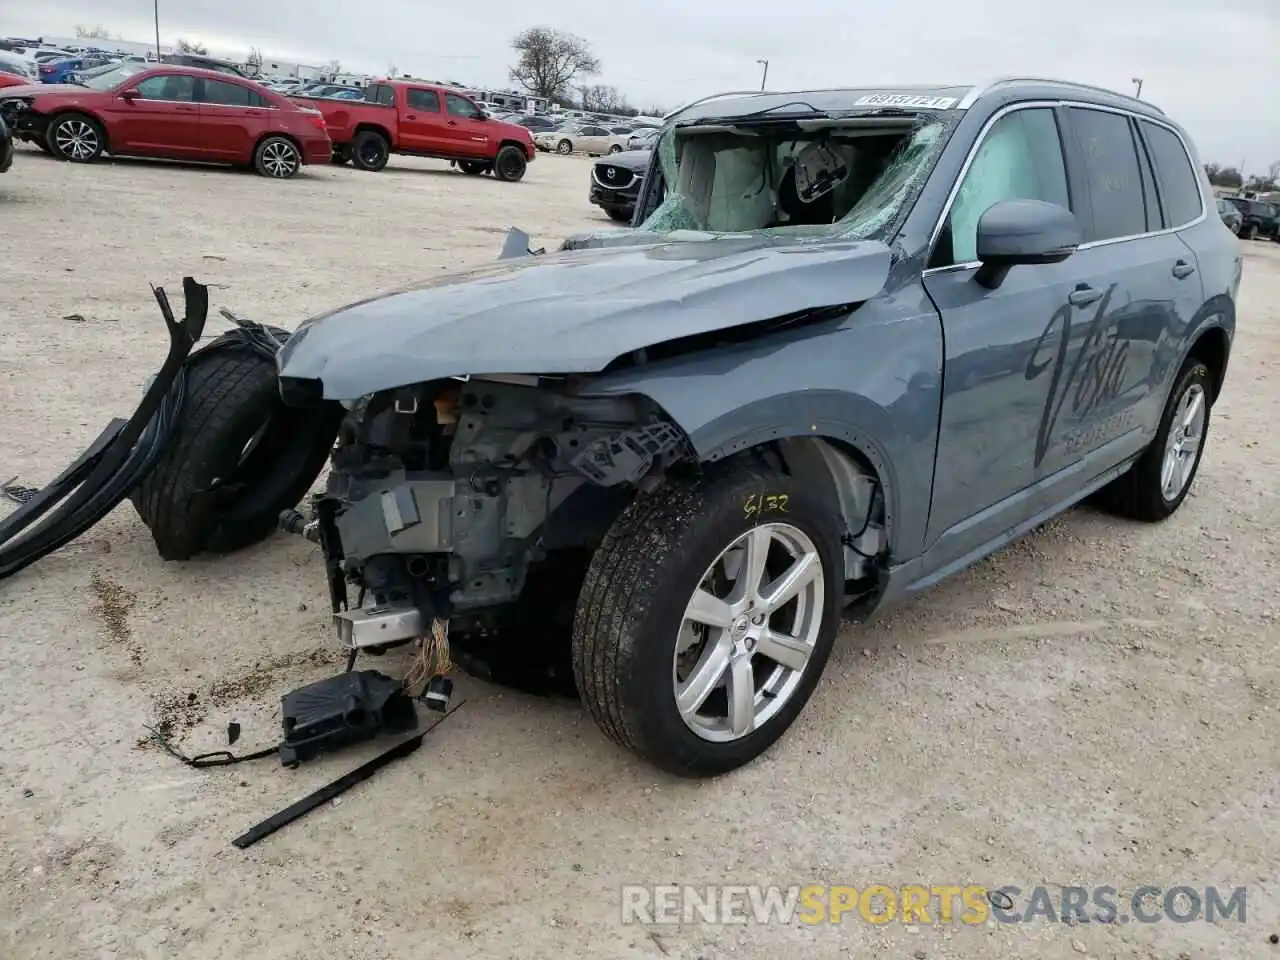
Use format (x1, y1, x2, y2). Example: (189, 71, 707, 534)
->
(47, 113, 104, 162)
(458, 160, 490, 176)
(492, 145, 527, 182)
(1098, 359, 1211, 522)
(572, 465, 842, 776)
(350, 130, 389, 171)
(253, 136, 301, 178)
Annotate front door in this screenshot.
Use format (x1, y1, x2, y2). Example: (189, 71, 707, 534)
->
(103, 71, 202, 157)
(921, 104, 1087, 570)
(398, 87, 446, 153)
(441, 91, 491, 158)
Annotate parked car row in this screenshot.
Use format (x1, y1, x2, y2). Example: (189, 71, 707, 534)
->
(1221, 196, 1279, 241)
(533, 120, 660, 156)
(0, 65, 538, 183)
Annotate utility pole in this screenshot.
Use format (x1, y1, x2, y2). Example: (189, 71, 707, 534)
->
(153, 0, 161, 57)
(1131, 77, 1143, 99)
(757, 59, 769, 91)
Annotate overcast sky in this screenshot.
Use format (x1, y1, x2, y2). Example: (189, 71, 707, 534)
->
(5, 0, 1278, 171)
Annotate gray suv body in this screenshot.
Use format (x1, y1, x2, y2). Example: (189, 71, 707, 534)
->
(276, 78, 1242, 776)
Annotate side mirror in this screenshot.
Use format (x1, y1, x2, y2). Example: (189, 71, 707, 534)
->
(974, 199, 1081, 290)
(119, 87, 139, 100)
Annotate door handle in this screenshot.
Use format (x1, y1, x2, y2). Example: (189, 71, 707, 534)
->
(1067, 285, 1103, 308)
(1172, 260, 1196, 280)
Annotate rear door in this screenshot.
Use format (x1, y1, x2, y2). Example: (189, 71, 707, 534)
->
(196, 77, 272, 161)
(102, 71, 202, 157)
(442, 91, 491, 157)
(1023, 105, 1189, 501)
(398, 86, 446, 152)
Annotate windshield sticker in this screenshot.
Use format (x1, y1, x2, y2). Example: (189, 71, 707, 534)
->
(854, 94, 958, 110)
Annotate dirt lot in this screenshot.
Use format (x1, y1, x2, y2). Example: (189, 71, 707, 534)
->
(0, 145, 1276, 960)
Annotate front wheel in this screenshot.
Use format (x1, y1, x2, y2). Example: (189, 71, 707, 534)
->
(47, 113, 104, 162)
(253, 136, 301, 178)
(556, 139, 573, 155)
(1098, 359, 1212, 521)
(608, 144, 623, 154)
(492, 145, 527, 182)
(1245, 224, 1259, 241)
(572, 465, 842, 776)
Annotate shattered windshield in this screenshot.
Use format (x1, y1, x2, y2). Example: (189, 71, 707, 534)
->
(639, 116, 946, 240)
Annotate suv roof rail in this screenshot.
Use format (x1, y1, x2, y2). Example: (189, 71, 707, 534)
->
(663, 89, 776, 121)
(959, 76, 1164, 114)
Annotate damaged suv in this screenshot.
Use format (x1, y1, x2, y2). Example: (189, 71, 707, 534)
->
(231, 80, 1238, 776)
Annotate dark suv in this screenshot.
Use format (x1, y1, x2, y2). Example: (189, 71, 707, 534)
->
(183, 78, 1241, 777)
(1224, 197, 1279, 241)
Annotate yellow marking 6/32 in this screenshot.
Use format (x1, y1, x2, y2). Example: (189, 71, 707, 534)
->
(743, 493, 790, 518)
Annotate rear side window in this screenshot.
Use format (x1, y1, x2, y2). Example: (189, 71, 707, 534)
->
(1068, 107, 1147, 242)
(1139, 121, 1203, 228)
(407, 88, 439, 112)
(202, 79, 266, 107)
(368, 84, 394, 106)
(939, 107, 1071, 266)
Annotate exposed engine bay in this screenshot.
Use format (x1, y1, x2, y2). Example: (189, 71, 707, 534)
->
(297, 374, 886, 667)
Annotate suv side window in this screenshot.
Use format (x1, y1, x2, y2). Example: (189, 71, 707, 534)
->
(1068, 107, 1148, 242)
(407, 88, 439, 112)
(1138, 120, 1204, 228)
(445, 93, 482, 119)
(368, 84, 395, 106)
(133, 73, 197, 102)
(939, 107, 1071, 266)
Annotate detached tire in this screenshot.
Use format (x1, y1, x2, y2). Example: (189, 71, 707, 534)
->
(572, 465, 842, 777)
(130, 338, 342, 560)
(492, 144, 527, 182)
(350, 130, 389, 171)
(1097, 359, 1212, 522)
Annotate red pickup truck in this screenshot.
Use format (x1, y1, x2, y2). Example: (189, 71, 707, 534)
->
(299, 80, 536, 181)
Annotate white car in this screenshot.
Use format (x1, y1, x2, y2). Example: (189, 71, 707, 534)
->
(533, 122, 615, 156)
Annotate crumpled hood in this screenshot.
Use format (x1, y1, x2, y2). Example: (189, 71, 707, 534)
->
(277, 233, 892, 399)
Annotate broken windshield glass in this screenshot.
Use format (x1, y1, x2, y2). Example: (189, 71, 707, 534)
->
(639, 117, 947, 241)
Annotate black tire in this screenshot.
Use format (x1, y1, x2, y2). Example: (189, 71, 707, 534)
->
(1245, 223, 1259, 241)
(608, 144, 623, 154)
(130, 343, 342, 560)
(46, 112, 104, 163)
(572, 465, 843, 776)
(253, 135, 302, 178)
(492, 144, 527, 182)
(556, 138, 573, 155)
(350, 130, 389, 171)
(458, 160, 490, 175)
(1098, 359, 1212, 522)
(606, 207, 633, 223)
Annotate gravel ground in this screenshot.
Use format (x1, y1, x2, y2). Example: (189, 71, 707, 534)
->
(0, 145, 1276, 960)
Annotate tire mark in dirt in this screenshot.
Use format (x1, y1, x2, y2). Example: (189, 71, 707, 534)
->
(89, 571, 141, 665)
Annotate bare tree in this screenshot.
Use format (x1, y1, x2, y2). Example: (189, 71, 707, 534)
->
(1205, 163, 1243, 189)
(74, 24, 113, 40)
(246, 46, 264, 76)
(577, 83, 631, 115)
(323, 59, 342, 78)
(175, 38, 209, 55)
(386, 63, 398, 78)
(509, 27, 599, 102)
(1269, 160, 1280, 185)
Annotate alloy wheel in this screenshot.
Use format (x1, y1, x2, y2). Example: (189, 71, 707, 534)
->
(1161, 382, 1206, 501)
(261, 140, 299, 178)
(673, 522, 825, 742)
(55, 119, 98, 160)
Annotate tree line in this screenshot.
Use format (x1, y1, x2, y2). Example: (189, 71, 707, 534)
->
(509, 27, 663, 116)
(1205, 161, 1278, 194)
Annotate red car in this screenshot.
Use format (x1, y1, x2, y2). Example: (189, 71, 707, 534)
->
(0, 62, 331, 178)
